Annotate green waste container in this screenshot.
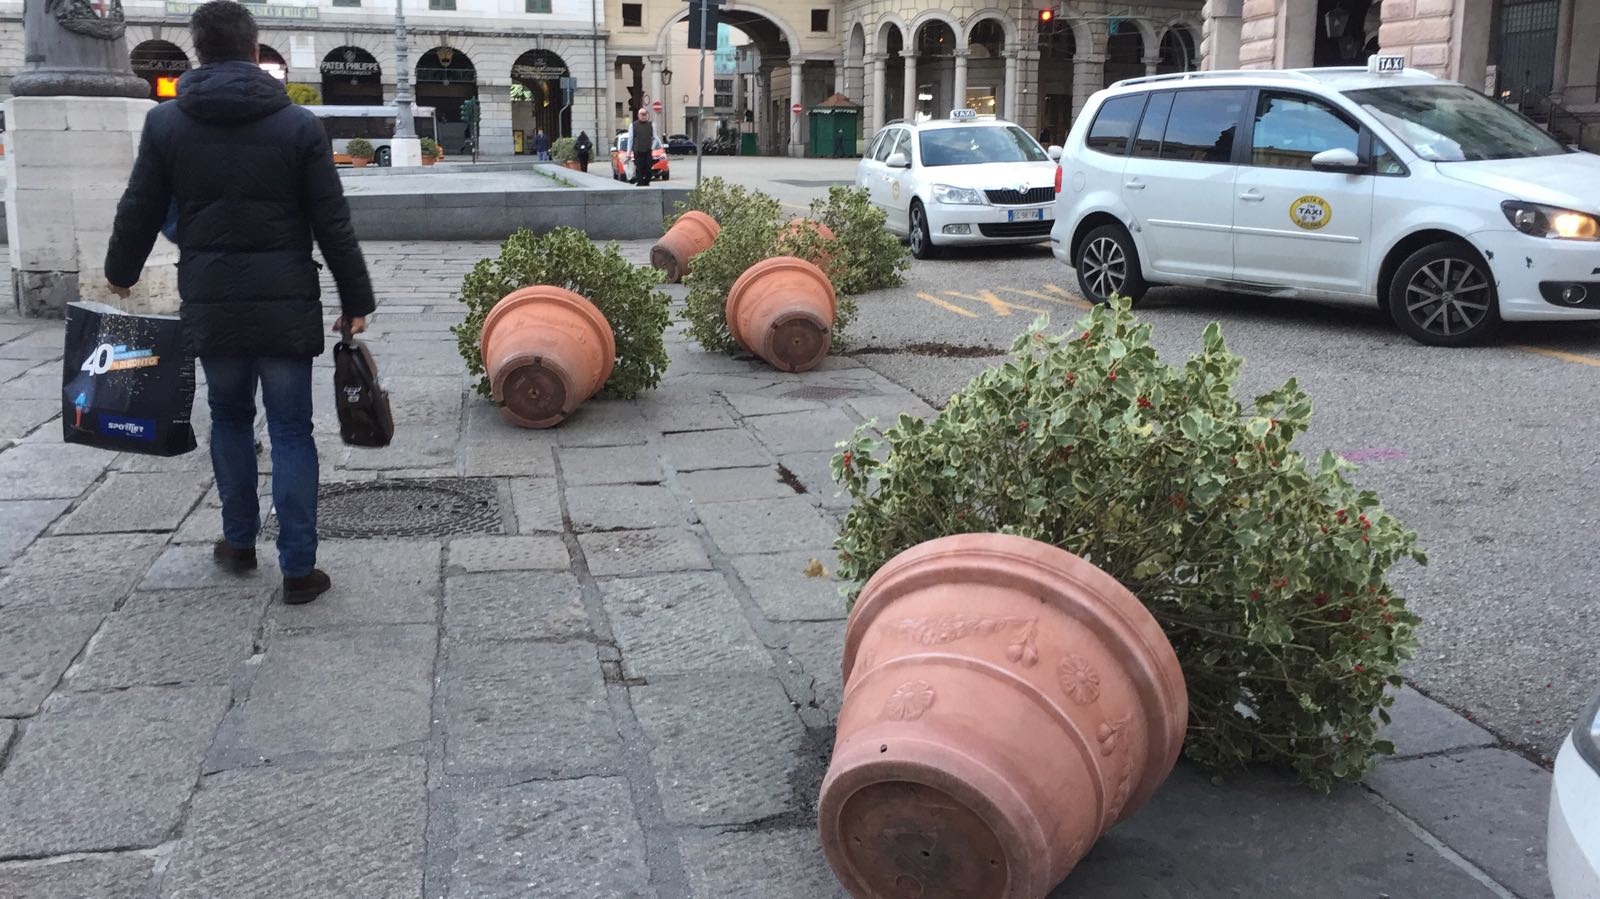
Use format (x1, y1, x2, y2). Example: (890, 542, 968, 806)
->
(740, 132, 759, 155)
(806, 104, 861, 158)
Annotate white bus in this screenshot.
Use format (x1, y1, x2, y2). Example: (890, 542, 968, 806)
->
(304, 105, 439, 165)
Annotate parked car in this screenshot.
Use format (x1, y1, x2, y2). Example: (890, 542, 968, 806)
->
(1549, 686, 1600, 898)
(609, 132, 670, 181)
(665, 133, 697, 155)
(1050, 55, 1600, 347)
(857, 108, 1060, 259)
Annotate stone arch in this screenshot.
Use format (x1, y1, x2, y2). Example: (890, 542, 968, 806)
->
(964, 9, 1019, 52)
(653, 1, 801, 58)
(873, 15, 910, 56)
(848, 20, 867, 62)
(1103, 18, 1147, 85)
(910, 10, 964, 52)
(1157, 22, 1200, 72)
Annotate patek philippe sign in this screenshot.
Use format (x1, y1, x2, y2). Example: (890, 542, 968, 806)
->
(321, 49, 381, 77)
(164, 0, 318, 19)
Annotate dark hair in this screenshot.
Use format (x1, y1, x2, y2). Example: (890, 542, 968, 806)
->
(190, 1, 259, 65)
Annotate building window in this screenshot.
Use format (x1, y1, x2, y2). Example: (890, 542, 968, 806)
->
(622, 3, 642, 27)
(331, 0, 359, 6)
(428, 0, 455, 9)
(525, 0, 551, 11)
(811, 9, 829, 32)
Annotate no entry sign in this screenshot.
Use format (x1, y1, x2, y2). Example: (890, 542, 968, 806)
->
(652, 99, 663, 113)
(791, 102, 803, 115)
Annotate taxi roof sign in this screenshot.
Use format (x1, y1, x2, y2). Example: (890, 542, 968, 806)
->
(950, 107, 978, 120)
(1369, 54, 1406, 74)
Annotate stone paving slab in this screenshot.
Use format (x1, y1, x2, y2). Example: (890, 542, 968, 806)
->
(1365, 748, 1554, 899)
(678, 467, 798, 504)
(0, 443, 108, 500)
(0, 686, 230, 858)
(775, 451, 852, 510)
(578, 527, 712, 577)
(139, 543, 281, 592)
(1, 534, 167, 615)
(55, 471, 210, 535)
(464, 438, 558, 478)
(728, 551, 849, 622)
(0, 853, 159, 899)
(0, 613, 102, 716)
(565, 483, 690, 532)
(631, 674, 806, 826)
(744, 409, 860, 456)
(775, 621, 848, 718)
(696, 497, 841, 555)
(440, 641, 621, 777)
(446, 776, 655, 899)
(0, 498, 69, 567)
(598, 572, 771, 678)
(553, 401, 651, 448)
(162, 758, 427, 899)
(216, 626, 435, 762)
(444, 571, 590, 642)
(268, 539, 441, 628)
(661, 429, 773, 471)
(66, 589, 265, 691)
(557, 444, 663, 485)
(448, 535, 570, 572)
(0, 397, 57, 442)
(642, 401, 737, 434)
(679, 828, 846, 899)
(510, 478, 564, 533)
(1381, 686, 1500, 758)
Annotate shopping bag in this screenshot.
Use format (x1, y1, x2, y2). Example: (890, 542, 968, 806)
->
(332, 324, 394, 448)
(61, 301, 197, 456)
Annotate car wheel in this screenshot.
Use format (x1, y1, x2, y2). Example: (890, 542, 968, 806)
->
(1387, 241, 1501, 347)
(1075, 224, 1147, 304)
(909, 201, 939, 260)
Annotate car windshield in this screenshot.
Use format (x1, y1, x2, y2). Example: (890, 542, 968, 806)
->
(918, 125, 1048, 167)
(1344, 84, 1567, 162)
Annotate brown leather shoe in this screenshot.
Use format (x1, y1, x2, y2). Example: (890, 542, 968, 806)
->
(213, 539, 258, 574)
(282, 569, 331, 605)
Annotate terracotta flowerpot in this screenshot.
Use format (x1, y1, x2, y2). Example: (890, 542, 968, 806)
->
(563, 160, 583, 171)
(818, 533, 1187, 899)
(782, 217, 838, 274)
(422, 155, 437, 166)
(650, 210, 720, 284)
(351, 156, 370, 168)
(725, 255, 836, 373)
(479, 286, 616, 429)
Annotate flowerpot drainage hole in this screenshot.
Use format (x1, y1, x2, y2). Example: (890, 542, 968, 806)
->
(262, 478, 507, 539)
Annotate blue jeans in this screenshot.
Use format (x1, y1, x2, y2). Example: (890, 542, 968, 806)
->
(201, 356, 318, 578)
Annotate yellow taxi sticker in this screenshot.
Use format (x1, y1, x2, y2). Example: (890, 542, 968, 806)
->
(1290, 195, 1332, 230)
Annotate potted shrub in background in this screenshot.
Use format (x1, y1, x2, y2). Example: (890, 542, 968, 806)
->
(419, 137, 441, 166)
(454, 227, 671, 428)
(551, 136, 580, 170)
(345, 137, 374, 168)
(286, 83, 321, 105)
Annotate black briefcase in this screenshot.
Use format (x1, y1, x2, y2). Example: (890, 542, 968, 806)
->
(332, 324, 394, 448)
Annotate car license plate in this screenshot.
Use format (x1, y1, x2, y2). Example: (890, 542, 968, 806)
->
(1008, 208, 1044, 222)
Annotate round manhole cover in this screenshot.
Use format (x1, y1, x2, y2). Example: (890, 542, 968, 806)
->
(265, 478, 506, 539)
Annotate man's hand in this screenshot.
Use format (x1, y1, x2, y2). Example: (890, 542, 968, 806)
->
(108, 283, 132, 299)
(332, 315, 366, 335)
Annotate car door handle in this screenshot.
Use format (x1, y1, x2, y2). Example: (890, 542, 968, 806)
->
(1125, 179, 1146, 190)
(1238, 190, 1265, 202)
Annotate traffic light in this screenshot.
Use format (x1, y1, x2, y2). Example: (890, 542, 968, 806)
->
(687, 0, 721, 50)
(1037, 7, 1056, 35)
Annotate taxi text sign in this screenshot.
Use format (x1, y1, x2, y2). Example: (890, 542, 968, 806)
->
(1371, 54, 1406, 74)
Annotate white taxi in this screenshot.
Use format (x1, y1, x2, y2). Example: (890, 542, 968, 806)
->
(1051, 55, 1600, 346)
(858, 109, 1061, 259)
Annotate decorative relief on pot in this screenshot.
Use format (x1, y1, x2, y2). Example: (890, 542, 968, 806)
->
(1107, 757, 1136, 821)
(890, 615, 1039, 667)
(1096, 715, 1129, 756)
(1057, 654, 1102, 705)
(882, 681, 936, 721)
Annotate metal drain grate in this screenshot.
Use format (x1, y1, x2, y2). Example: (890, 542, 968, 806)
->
(264, 478, 507, 539)
(781, 385, 860, 401)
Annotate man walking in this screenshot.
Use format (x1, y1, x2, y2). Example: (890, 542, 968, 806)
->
(631, 108, 654, 187)
(105, 0, 375, 605)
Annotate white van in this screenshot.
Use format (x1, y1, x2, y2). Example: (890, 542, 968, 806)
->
(1050, 58, 1600, 346)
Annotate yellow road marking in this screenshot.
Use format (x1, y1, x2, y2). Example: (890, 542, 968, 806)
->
(999, 285, 1093, 311)
(915, 291, 979, 317)
(941, 289, 1047, 317)
(1519, 345, 1600, 367)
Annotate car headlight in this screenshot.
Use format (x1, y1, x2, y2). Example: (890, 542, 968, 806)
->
(1502, 201, 1600, 240)
(1576, 687, 1600, 774)
(932, 184, 985, 205)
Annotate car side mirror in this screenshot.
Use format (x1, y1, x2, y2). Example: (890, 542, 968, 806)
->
(886, 151, 911, 168)
(1310, 147, 1365, 174)
(1048, 145, 1063, 161)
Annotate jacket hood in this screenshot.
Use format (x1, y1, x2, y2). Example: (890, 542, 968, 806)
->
(176, 60, 291, 125)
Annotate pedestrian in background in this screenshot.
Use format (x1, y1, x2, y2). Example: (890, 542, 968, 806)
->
(104, 0, 376, 605)
(533, 129, 550, 160)
(631, 108, 654, 187)
(575, 130, 592, 173)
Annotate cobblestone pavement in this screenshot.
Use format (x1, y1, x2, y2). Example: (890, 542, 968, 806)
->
(0, 242, 1553, 898)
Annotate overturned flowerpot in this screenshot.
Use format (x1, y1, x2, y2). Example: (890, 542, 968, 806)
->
(563, 160, 583, 171)
(651, 210, 720, 284)
(782, 217, 838, 274)
(479, 285, 616, 429)
(818, 533, 1188, 899)
(726, 255, 836, 373)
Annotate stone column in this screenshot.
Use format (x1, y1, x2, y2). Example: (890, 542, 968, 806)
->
(868, 53, 885, 132)
(1072, 53, 1106, 121)
(8, 0, 176, 316)
(647, 54, 663, 119)
(789, 59, 806, 157)
(1013, 49, 1040, 134)
(1237, 0, 1278, 69)
(903, 53, 918, 121)
(1143, 52, 1162, 76)
(478, 82, 514, 156)
(1379, 0, 1459, 79)
(1202, 0, 1243, 70)
(953, 50, 969, 111)
(1004, 52, 1019, 120)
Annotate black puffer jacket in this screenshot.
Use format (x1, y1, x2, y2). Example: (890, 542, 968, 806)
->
(106, 60, 375, 357)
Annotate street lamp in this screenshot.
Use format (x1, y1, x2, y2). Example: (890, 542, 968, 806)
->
(662, 67, 672, 132)
(390, 0, 422, 165)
